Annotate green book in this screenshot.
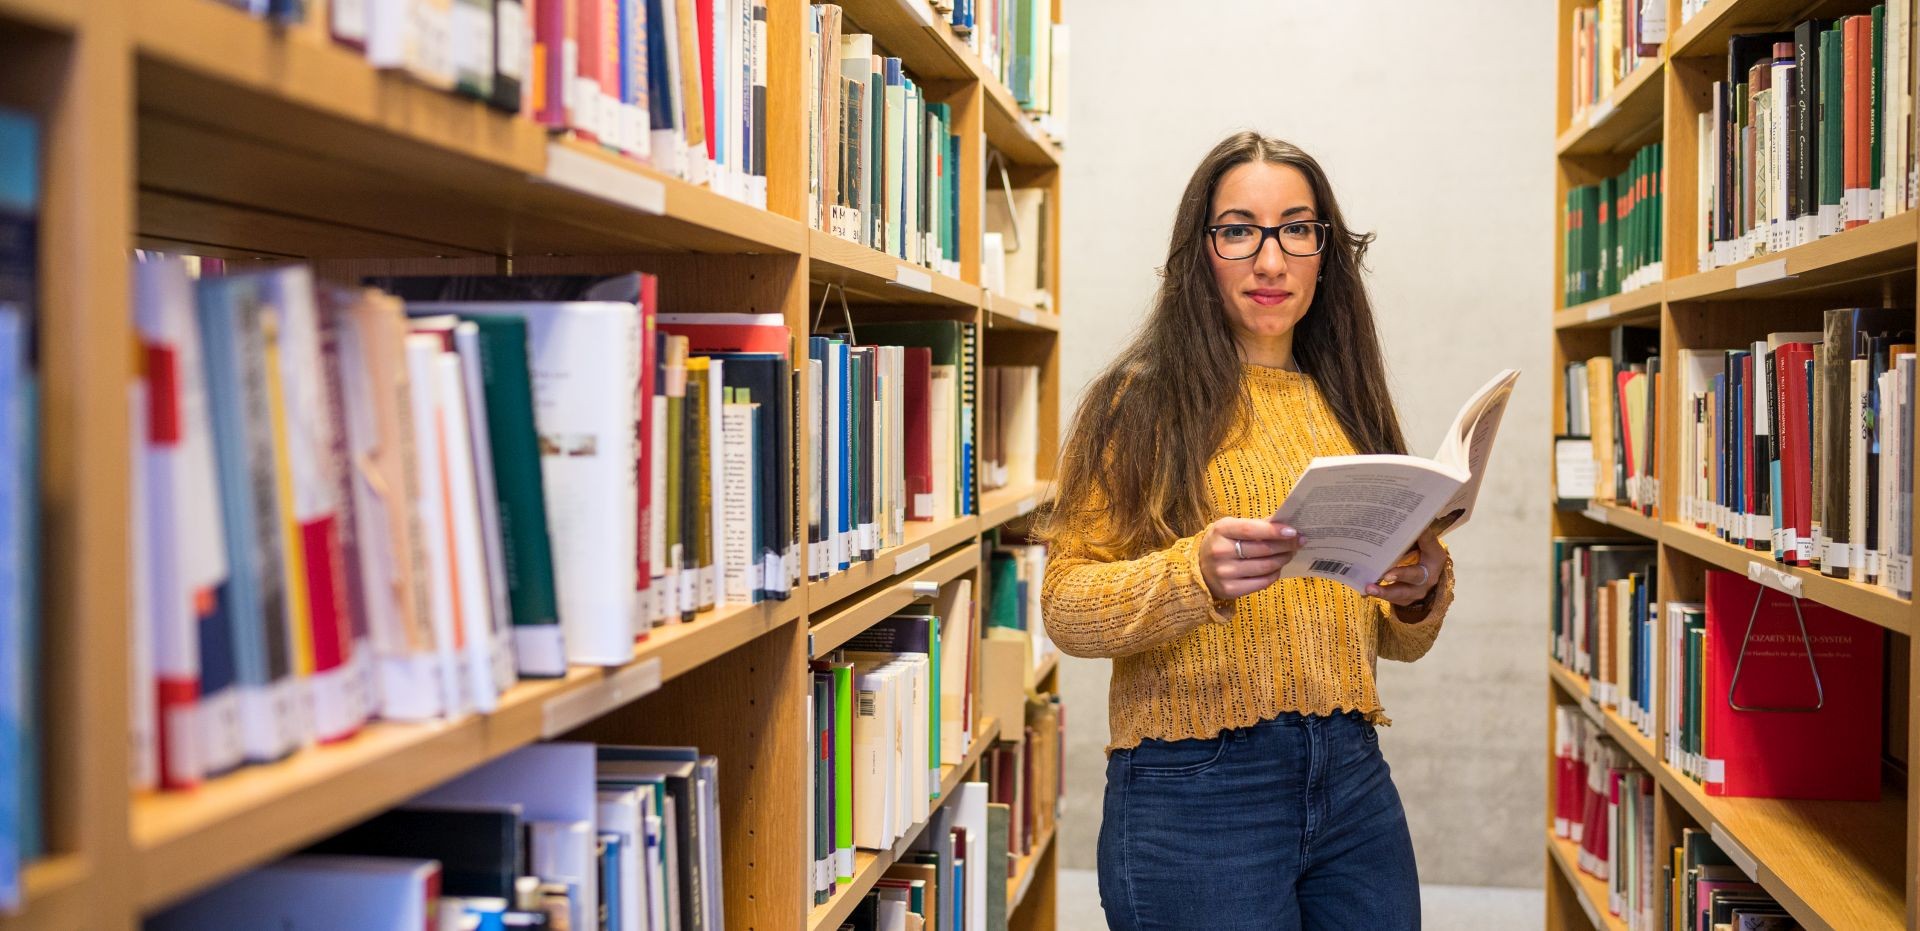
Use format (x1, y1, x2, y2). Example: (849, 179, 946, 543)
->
(986, 803, 1011, 931)
(833, 661, 854, 882)
(687, 360, 713, 614)
(1823, 27, 1844, 210)
(459, 315, 564, 676)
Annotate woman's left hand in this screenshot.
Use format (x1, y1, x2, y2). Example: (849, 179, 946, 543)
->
(1366, 526, 1444, 610)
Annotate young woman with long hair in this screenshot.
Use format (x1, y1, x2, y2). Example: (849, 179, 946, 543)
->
(1039, 131, 1453, 930)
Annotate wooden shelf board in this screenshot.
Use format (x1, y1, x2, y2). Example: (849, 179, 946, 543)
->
(807, 514, 982, 611)
(1034, 652, 1059, 687)
(1553, 283, 1664, 331)
(1661, 522, 1912, 635)
(809, 228, 981, 307)
(133, 0, 805, 258)
(1556, 60, 1665, 157)
(1548, 652, 1906, 931)
(1664, 213, 1918, 302)
(1007, 823, 1055, 913)
(132, 597, 799, 911)
(810, 542, 983, 658)
(1576, 501, 1664, 541)
(0, 854, 91, 931)
(807, 715, 1001, 931)
(981, 76, 1061, 169)
(0, 0, 83, 32)
(832, 0, 975, 82)
(979, 482, 1046, 528)
(1657, 757, 1905, 931)
(1670, 0, 1836, 59)
(1545, 831, 1629, 931)
(983, 292, 1061, 331)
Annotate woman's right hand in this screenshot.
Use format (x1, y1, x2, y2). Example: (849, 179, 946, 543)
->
(1197, 518, 1303, 600)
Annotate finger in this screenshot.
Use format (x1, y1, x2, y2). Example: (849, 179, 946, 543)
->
(1365, 581, 1420, 605)
(1216, 554, 1291, 579)
(1222, 538, 1299, 560)
(1376, 562, 1431, 589)
(1219, 571, 1286, 598)
(1215, 518, 1300, 543)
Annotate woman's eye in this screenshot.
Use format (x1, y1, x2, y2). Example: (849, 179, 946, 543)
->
(1281, 223, 1311, 238)
(1221, 226, 1254, 240)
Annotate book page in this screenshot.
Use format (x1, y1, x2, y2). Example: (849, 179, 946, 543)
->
(1270, 455, 1465, 593)
(1429, 368, 1520, 533)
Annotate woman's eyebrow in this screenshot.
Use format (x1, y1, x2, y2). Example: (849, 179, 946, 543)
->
(1281, 205, 1316, 218)
(1213, 207, 1256, 222)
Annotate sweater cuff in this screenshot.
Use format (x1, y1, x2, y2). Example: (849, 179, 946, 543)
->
(1178, 535, 1237, 626)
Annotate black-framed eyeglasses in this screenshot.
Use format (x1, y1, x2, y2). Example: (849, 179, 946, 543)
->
(1205, 221, 1331, 260)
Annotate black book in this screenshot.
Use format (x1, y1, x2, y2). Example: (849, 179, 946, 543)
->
(306, 805, 523, 899)
(1793, 21, 1833, 221)
(708, 352, 794, 600)
(1726, 33, 1794, 241)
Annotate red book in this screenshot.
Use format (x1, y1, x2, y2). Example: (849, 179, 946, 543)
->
(1704, 570, 1884, 799)
(655, 312, 790, 354)
(533, 0, 574, 127)
(1777, 343, 1815, 564)
(576, 0, 608, 142)
(1845, 16, 1865, 228)
(636, 274, 657, 632)
(903, 347, 933, 521)
(697, 0, 717, 160)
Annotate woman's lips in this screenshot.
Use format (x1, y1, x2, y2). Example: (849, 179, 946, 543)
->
(1246, 289, 1291, 307)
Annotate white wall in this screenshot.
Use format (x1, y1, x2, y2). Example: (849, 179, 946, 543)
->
(1054, 0, 1556, 887)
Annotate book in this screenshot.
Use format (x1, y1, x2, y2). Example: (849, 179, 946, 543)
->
(149, 855, 442, 930)
(1271, 369, 1519, 591)
(306, 805, 522, 898)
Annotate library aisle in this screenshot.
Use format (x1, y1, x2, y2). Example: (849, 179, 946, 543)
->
(0, 0, 1069, 928)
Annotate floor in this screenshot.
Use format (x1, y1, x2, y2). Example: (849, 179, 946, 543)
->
(1055, 868, 1544, 930)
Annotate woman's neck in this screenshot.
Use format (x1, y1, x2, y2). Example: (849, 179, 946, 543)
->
(1237, 331, 1297, 372)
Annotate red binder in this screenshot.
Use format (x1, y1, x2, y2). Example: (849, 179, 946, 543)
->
(1703, 570, 1884, 799)
(904, 347, 934, 521)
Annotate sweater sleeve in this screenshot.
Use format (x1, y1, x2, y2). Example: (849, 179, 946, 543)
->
(1375, 550, 1455, 663)
(1041, 507, 1235, 660)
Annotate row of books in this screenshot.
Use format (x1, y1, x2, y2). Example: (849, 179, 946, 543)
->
(833, 780, 1006, 931)
(1568, 0, 1664, 123)
(1696, 10, 1916, 270)
(942, 0, 1063, 141)
(1563, 142, 1665, 307)
(1551, 539, 1657, 741)
(983, 185, 1051, 310)
(1553, 707, 1656, 928)
(807, 580, 975, 905)
(1674, 309, 1915, 597)
(0, 107, 37, 915)
(803, 320, 981, 579)
(978, 365, 1038, 493)
(980, 689, 1060, 867)
(1666, 570, 1884, 801)
(227, 0, 773, 206)
(1565, 324, 1661, 514)
(805, 7, 964, 275)
(152, 741, 724, 930)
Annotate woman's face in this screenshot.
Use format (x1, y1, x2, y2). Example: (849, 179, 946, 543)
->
(1206, 162, 1323, 347)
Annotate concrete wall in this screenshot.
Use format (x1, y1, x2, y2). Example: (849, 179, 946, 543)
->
(1053, 0, 1555, 887)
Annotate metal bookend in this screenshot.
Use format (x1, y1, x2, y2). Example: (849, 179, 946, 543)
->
(986, 148, 1023, 254)
(1726, 581, 1825, 712)
(811, 280, 859, 343)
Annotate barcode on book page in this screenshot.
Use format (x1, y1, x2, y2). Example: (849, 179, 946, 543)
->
(858, 691, 877, 717)
(1309, 558, 1352, 577)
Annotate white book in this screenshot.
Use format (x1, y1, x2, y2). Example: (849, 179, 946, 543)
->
(413, 302, 640, 666)
(451, 323, 518, 696)
(937, 578, 973, 764)
(149, 855, 440, 931)
(129, 378, 157, 792)
(432, 354, 501, 714)
(889, 347, 906, 544)
(806, 356, 823, 579)
(827, 343, 846, 571)
(531, 819, 599, 931)
(929, 366, 956, 521)
(1272, 370, 1520, 593)
(1851, 359, 1871, 582)
(1000, 365, 1039, 488)
(651, 389, 670, 627)
(597, 788, 647, 931)
(951, 783, 989, 931)
(720, 396, 755, 603)
(851, 666, 895, 848)
(403, 335, 469, 717)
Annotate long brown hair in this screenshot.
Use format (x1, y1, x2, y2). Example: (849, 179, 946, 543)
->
(1041, 131, 1408, 556)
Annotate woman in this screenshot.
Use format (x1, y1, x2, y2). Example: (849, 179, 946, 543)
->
(1039, 132, 1453, 930)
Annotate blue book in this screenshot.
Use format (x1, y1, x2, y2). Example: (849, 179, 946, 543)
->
(0, 307, 25, 911)
(836, 340, 852, 570)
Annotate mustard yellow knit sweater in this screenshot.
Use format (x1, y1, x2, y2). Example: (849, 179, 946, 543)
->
(1042, 364, 1454, 750)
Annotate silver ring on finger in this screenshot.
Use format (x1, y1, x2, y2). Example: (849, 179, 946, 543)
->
(1410, 565, 1431, 586)
(1234, 540, 1247, 560)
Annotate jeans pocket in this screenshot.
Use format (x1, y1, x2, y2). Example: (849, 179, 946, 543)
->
(1127, 733, 1231, 777)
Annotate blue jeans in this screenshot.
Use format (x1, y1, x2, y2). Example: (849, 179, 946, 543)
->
(1097, 711, 1420, 930)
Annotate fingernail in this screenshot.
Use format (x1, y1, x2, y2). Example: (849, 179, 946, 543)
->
(1279, 527, 1298, 539)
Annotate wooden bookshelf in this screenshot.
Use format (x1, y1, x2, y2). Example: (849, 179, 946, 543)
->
(1008, 823, 1056, 913)
(808, 542, 983, 658)
(1546, 831, 1628, 931)
(1548, 3, 1920, 929)
(1556, 59, 1665, 157)
(980, 482, 1048, 528)
(0, 0, 1067, 926)
(806, 716, 1002, 931)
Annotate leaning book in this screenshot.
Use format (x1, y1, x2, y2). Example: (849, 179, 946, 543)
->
(1271, 369, 1520, 592)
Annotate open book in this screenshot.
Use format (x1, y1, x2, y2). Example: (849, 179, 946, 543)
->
(1270, 369, 1520, 593)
